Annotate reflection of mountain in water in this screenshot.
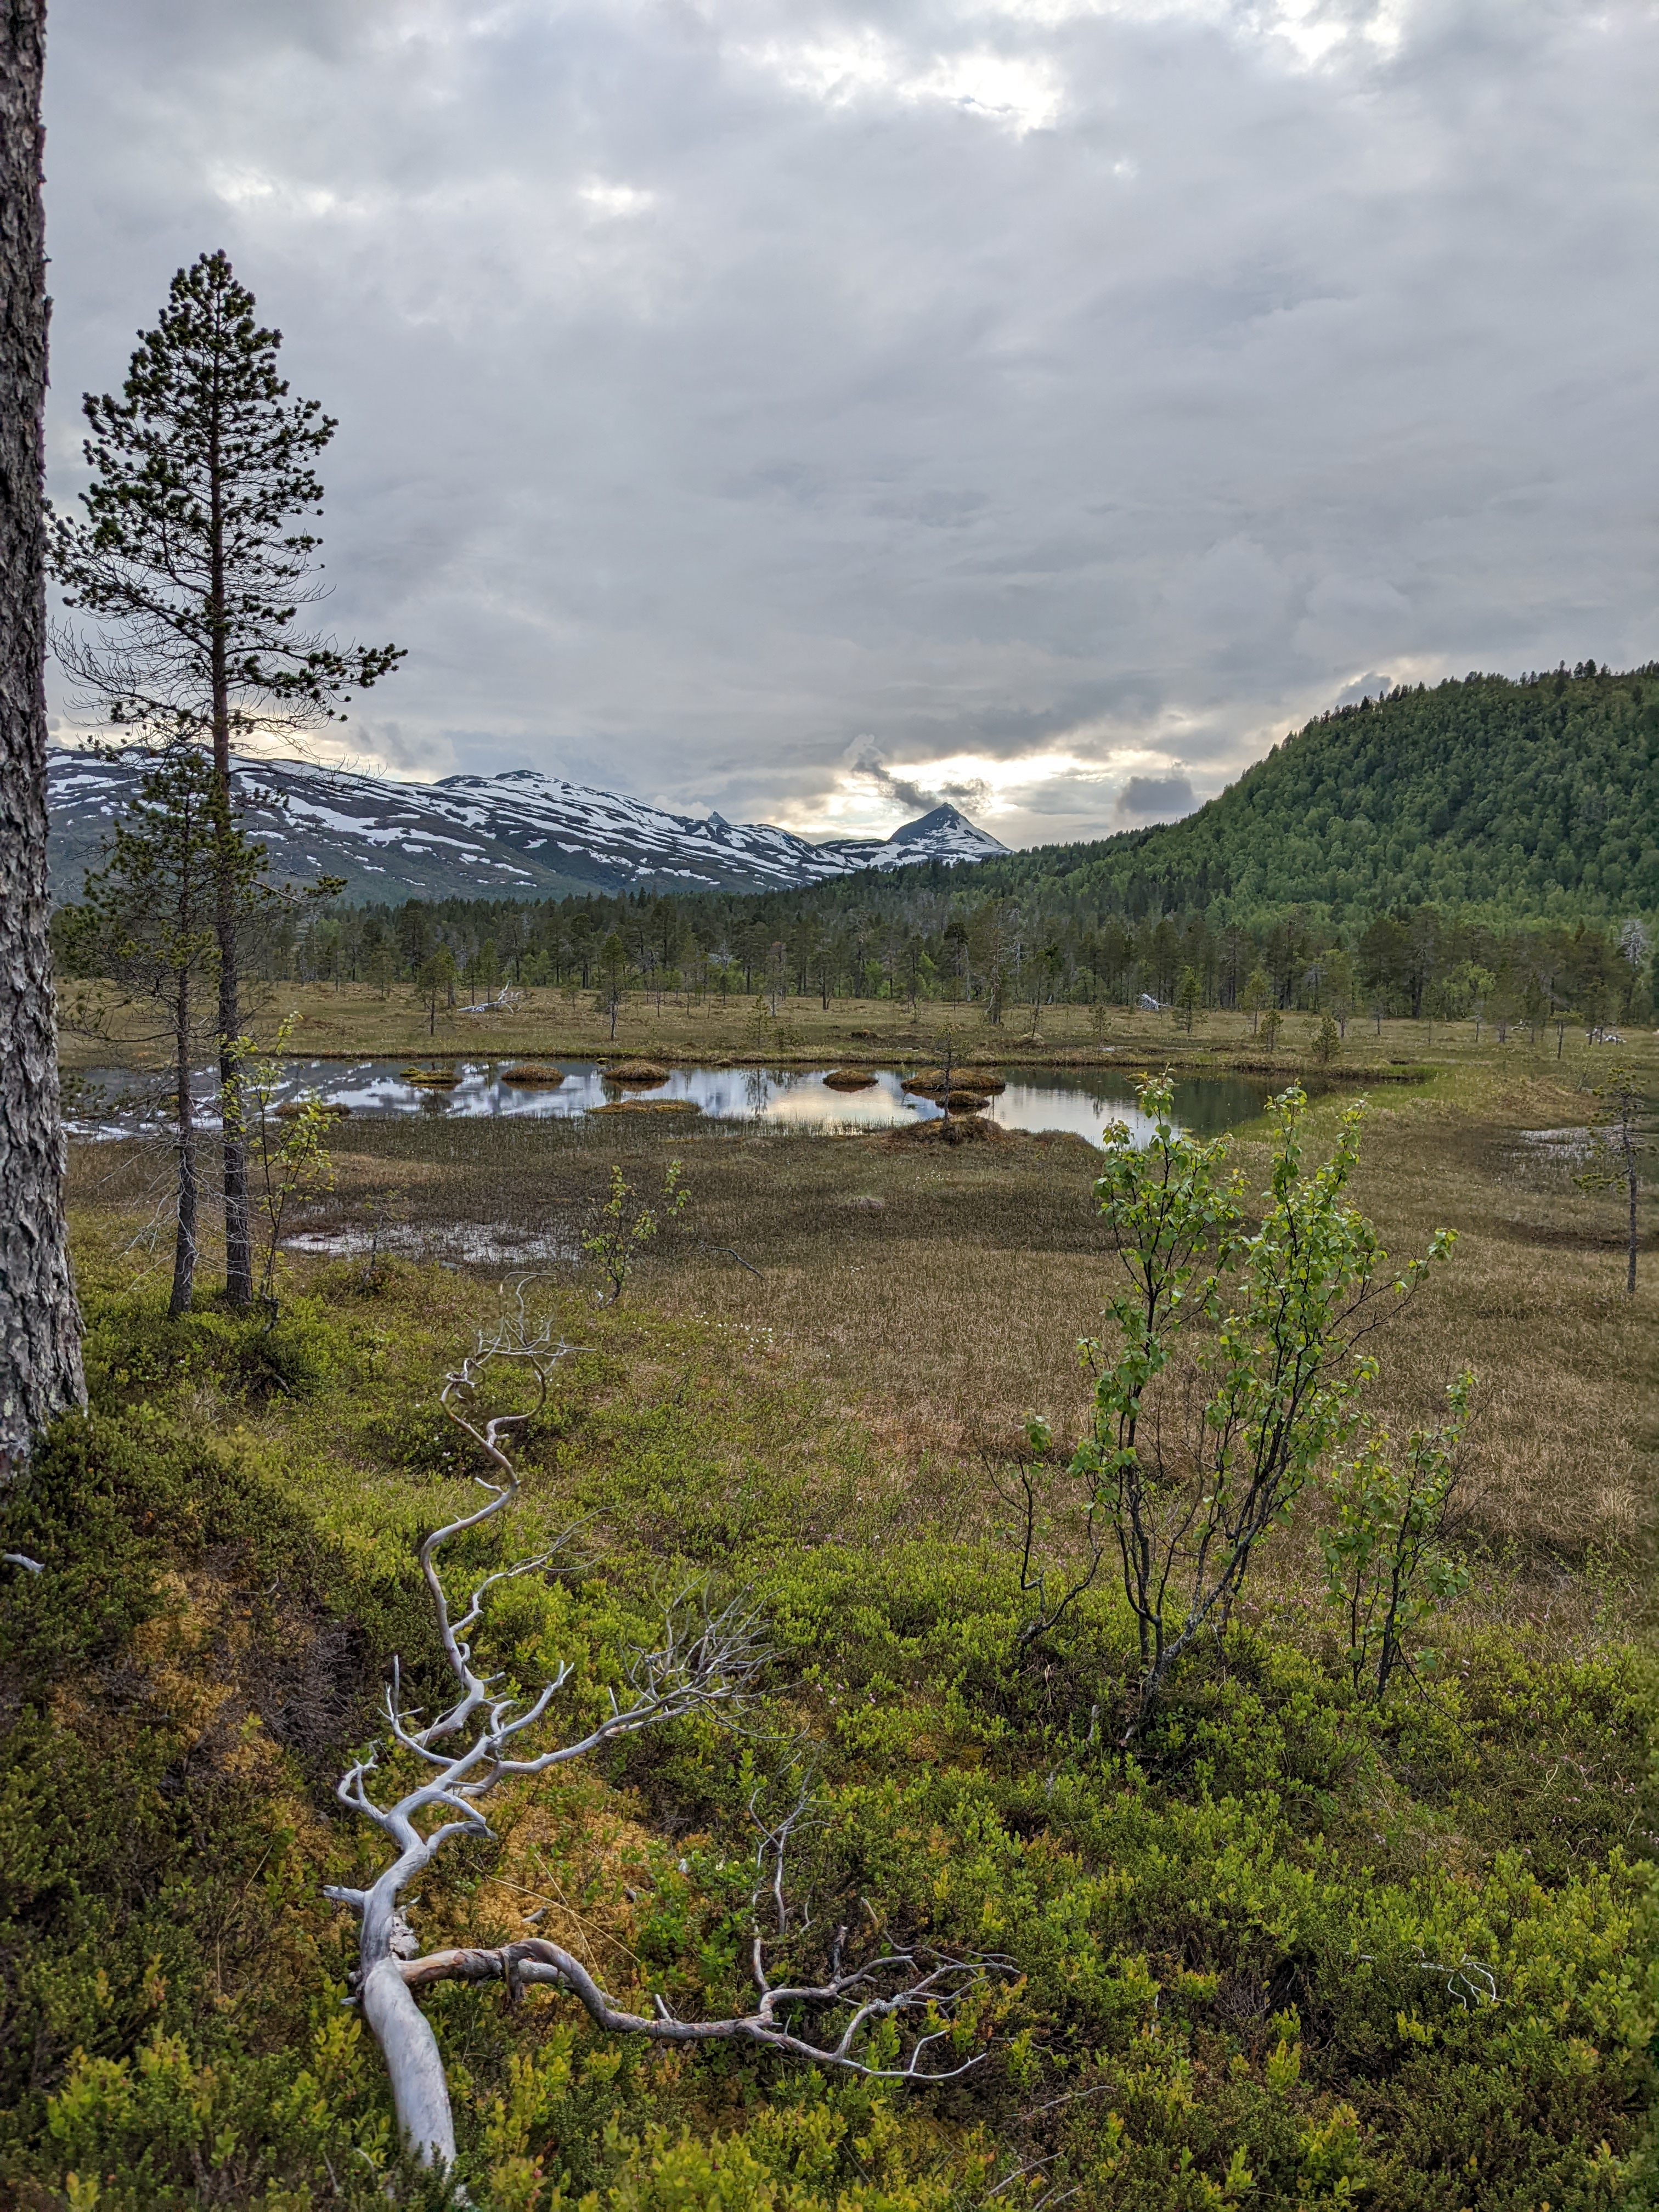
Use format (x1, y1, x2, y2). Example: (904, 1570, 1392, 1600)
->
(71, 1060, 1278, 1151)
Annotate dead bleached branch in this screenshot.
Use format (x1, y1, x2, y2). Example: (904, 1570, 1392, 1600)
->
(329, 1300, 998, 2178)
(399, 1774, 999, 2091)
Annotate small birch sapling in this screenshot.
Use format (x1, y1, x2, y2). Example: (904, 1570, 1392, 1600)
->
(1321, 1373, 1474, 1701)
(1575, 1061, 1650, 1296)
(1062, 1074, 1457, 1731)
(583, 1159, 686, 1304)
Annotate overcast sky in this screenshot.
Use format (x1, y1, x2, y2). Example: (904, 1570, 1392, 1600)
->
(41, 0, 1659, 847)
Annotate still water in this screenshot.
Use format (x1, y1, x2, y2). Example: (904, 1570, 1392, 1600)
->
(77, 1059, 1271, 1150)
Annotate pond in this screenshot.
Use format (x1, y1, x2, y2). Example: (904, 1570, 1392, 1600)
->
(74, 1059, 1274, 1150)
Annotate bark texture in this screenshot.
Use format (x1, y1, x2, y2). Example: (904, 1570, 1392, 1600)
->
(0, 0, 83, 1472)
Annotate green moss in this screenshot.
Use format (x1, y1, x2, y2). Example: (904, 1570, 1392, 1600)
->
(1, 1262, 1653, 2208)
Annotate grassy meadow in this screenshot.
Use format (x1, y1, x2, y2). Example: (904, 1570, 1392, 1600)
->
(4, 994, 1655, 2207)
(58, 975, 1469, 1073)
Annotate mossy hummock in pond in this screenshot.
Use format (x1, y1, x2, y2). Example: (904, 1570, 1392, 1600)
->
(591, 1097, 701, 1115)
(901, 1069, 1006, 1098)
(499, 1063, 566, 1085)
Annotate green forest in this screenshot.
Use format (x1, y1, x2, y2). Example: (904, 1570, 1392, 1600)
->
(975, 663, 1659, 927)
(128, 664, 1654, 1037)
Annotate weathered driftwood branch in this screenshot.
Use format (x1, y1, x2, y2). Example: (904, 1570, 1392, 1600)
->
(398, 1933, 991, 2073)
(329, 1306, 997, 2176)
(326, 1305, 766, 2168)
(398, 1781, 997, 2088)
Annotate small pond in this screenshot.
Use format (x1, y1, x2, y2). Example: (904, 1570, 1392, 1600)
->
(74, 1059, 1273, 1150)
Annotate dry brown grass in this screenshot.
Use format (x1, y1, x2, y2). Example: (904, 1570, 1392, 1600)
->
(591, 1098, 701, 1117)
(59, 977, 1525, 1079)
(66, 1039, 1656, 1594)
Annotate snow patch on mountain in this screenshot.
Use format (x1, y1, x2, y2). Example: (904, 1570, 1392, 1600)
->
(47, 750, 1009, 902)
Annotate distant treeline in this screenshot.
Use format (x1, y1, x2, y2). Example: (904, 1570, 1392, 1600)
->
(239, 883, 1652, 1031)
(53, 662, 1659, 1028)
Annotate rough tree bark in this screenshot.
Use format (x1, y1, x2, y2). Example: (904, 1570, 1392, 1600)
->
(0, 0, 84, 1474)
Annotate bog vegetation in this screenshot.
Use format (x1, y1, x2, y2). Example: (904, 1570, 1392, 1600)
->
(5, 1023, 1657, 2208)
(13, 250, 1657, 2210)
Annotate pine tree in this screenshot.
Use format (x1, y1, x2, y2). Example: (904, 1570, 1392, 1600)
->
(0, 0, 84, 1469)
(59, 751, 264, 1315)
(53, 250, 402, 1303)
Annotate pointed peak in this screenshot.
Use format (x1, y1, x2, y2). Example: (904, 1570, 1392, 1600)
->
(882, 802, 1007, 854)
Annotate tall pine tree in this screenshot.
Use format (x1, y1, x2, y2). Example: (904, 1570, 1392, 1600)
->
(0, 0, 83, 1469)
(53, 251, 402, 1302)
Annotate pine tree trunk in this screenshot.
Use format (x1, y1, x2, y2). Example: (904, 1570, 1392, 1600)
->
(208, 431, 252, 1305)
(215, 791, 251, 1305)
(169, 970, 196, 1318)
(0, 0, 85, 1472)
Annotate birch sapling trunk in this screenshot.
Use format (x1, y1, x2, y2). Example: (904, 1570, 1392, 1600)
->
(0, 0, 85, 1471)
(1623, 1108, 1638, 1298)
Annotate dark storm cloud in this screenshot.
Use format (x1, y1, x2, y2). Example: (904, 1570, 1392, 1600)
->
(41, 0, 1659, 847)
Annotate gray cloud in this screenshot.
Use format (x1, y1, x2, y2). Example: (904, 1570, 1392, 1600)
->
(1116, 774, 1198, 830)
(40, 0, 1659, 845)
(847, 742, 992, 821)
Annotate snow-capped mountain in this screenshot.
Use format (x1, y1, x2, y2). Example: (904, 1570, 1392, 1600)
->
(46, 749, 1008, 904)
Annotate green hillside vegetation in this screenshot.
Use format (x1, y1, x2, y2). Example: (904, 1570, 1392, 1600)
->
(975, 662, 1659, 926)
(110, 664, 1655, 1038)
(4, 1059, 1656, 2207)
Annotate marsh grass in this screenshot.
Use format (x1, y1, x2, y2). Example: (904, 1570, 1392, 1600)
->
(68, 1042, 1656, 1612)
(30, 1037, 1657, 2205)
(60, 978, 1577, 1081)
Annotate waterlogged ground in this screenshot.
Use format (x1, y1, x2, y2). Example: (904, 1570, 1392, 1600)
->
(75, 1057, 1271, 1149)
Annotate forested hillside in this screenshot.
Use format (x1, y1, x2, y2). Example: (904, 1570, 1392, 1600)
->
(980, 662, 1659, 925)
(53, 664, 1659, 1030)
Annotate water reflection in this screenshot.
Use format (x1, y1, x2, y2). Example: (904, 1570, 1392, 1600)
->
(75, 1058, 1277, 1150)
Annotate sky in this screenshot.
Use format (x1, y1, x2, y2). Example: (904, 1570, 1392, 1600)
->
(41, 0, 1659, 848)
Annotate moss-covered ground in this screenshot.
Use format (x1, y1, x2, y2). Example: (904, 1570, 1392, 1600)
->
(2, 1026, 1654, 2208)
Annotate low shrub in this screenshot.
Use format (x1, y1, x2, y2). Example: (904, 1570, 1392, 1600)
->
(83, 1291, 338, 1408)
(3, 1265, 1651, 2208)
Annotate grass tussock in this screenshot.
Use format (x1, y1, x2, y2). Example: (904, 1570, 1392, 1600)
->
(603, 1057, 671, 1084)
(591, 1097, 701, 1116)
(902, 1068, 1007, 1096)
